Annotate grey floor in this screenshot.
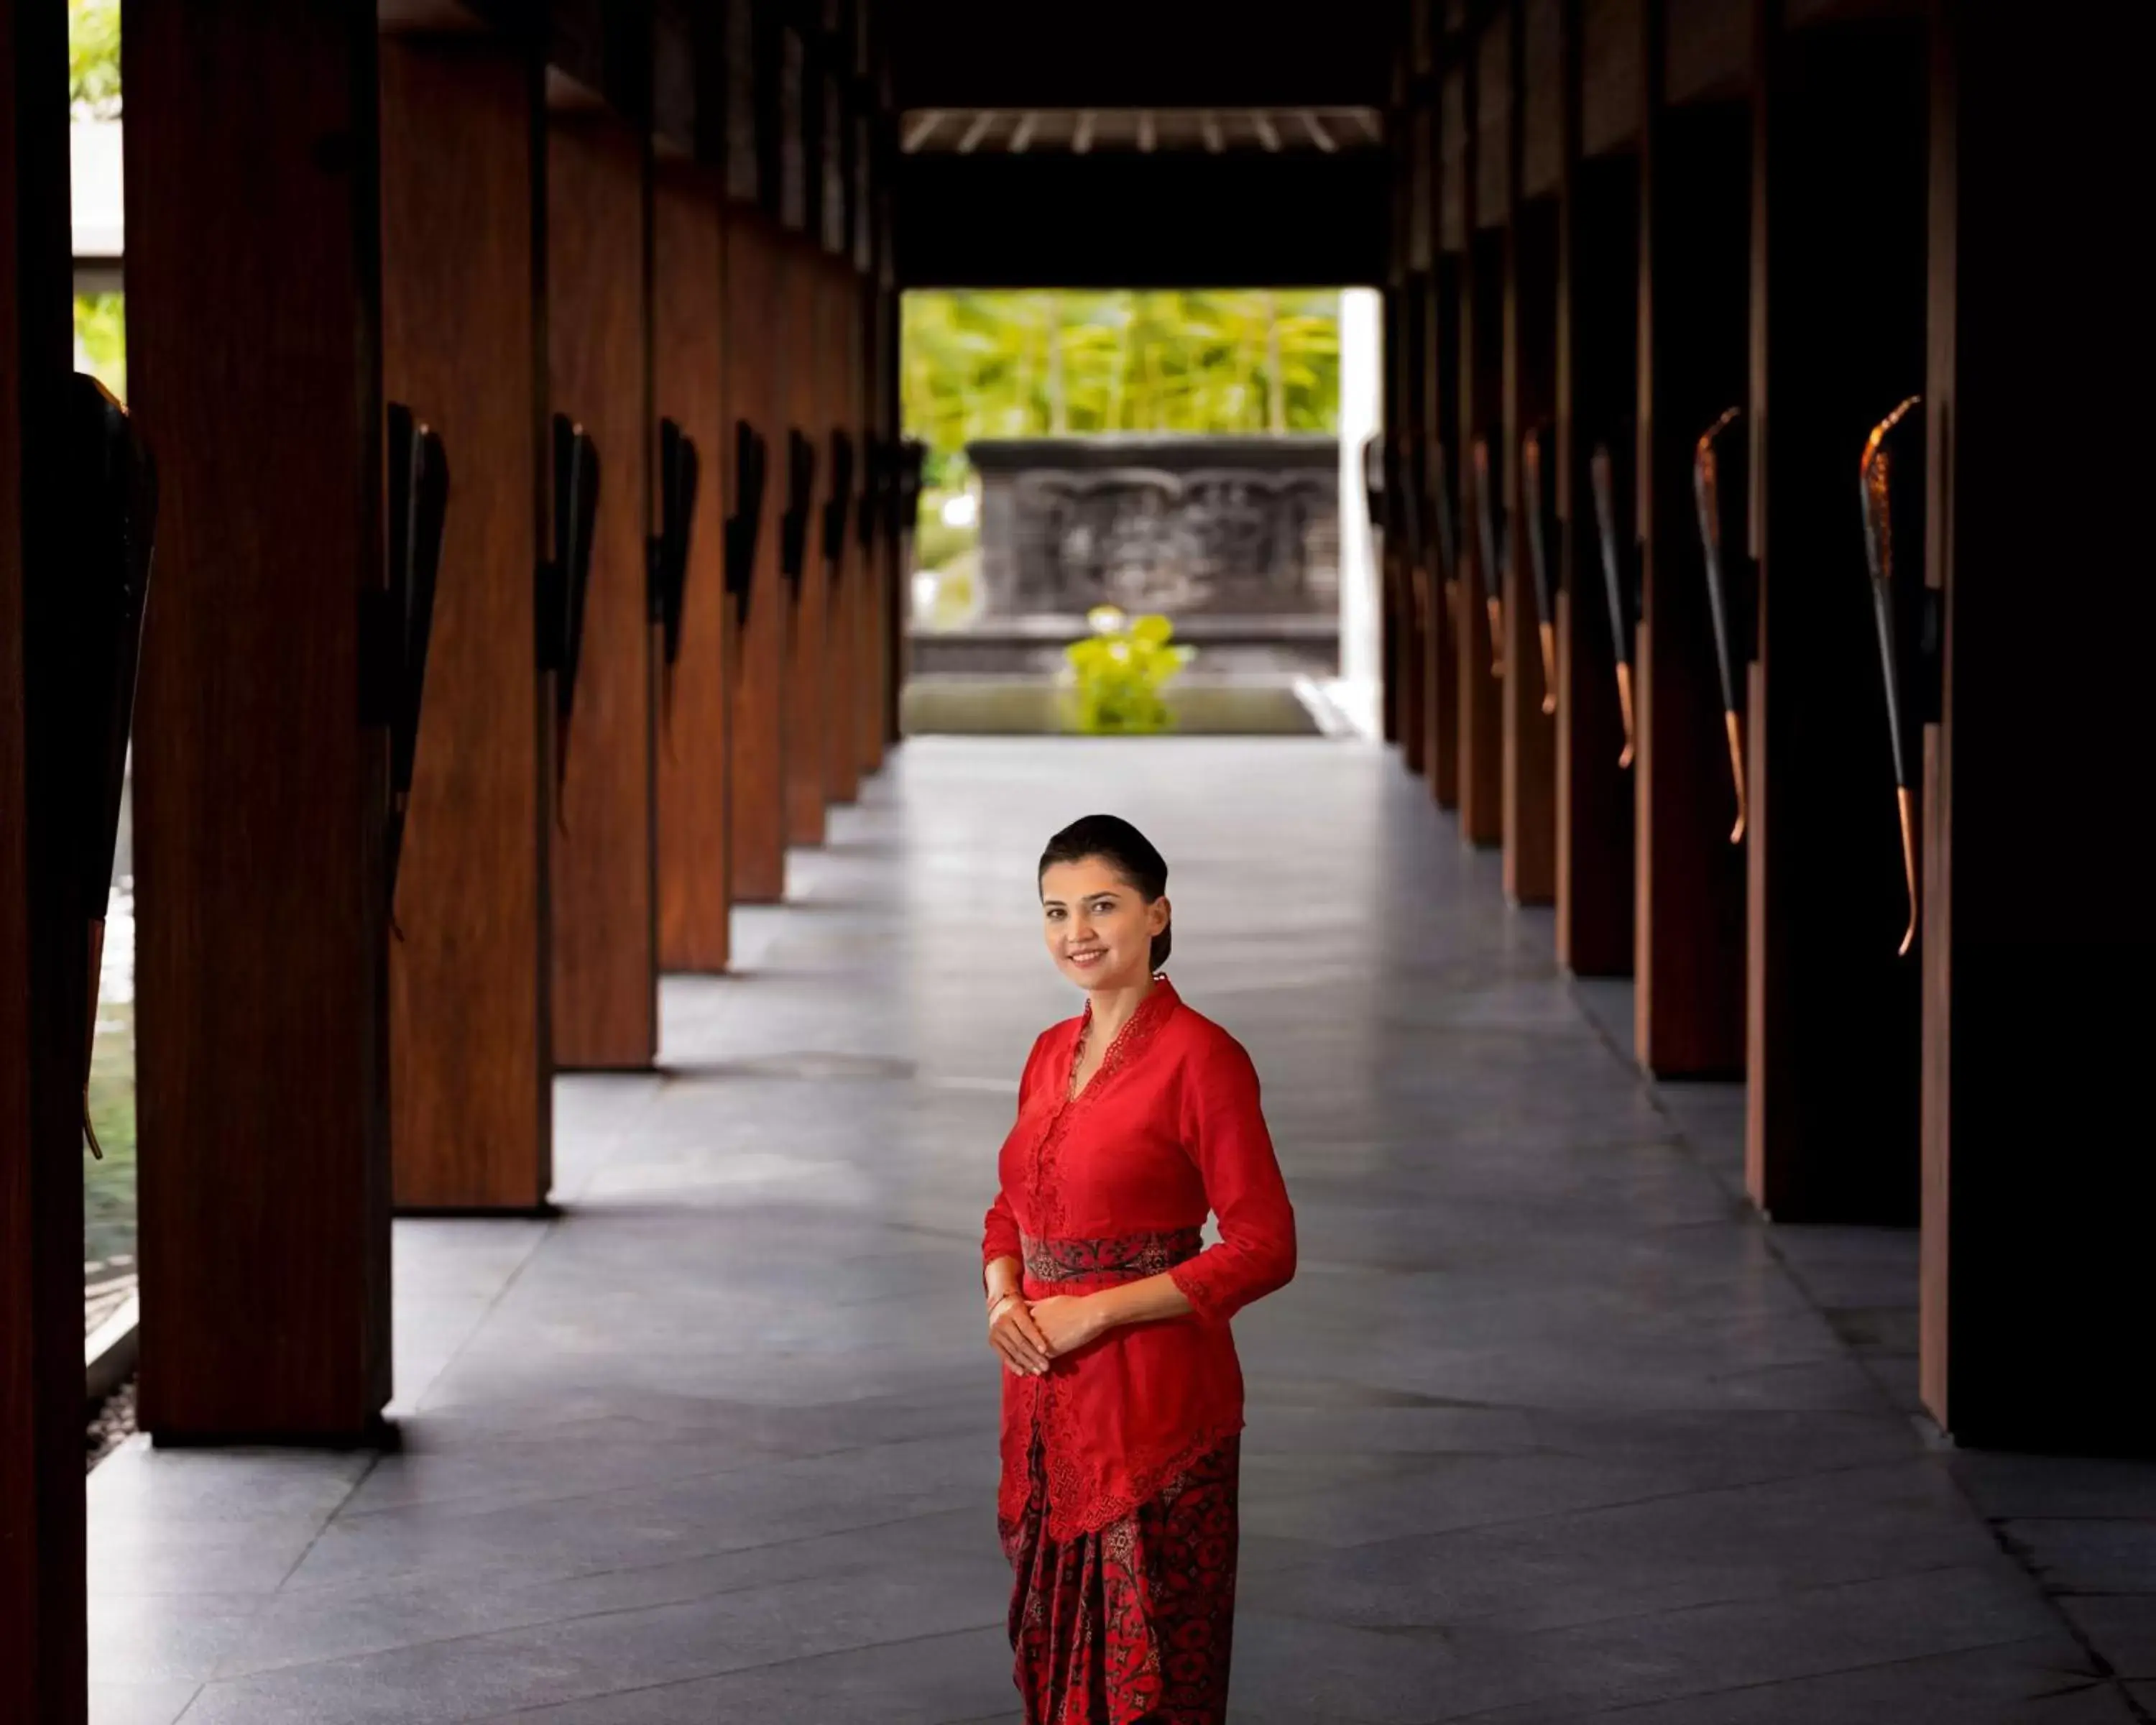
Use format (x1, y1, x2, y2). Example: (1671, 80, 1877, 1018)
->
(88, 737, 2155, 1724)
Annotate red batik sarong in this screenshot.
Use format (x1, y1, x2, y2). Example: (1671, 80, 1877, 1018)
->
(1000, 1426, 1240, 1725)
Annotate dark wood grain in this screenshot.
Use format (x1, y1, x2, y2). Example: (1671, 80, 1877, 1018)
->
(1, 0, 88, 1703)
(1582, 0, 1644, 154)
(819, 259, 862, 806)
(126, 0, 392, 1438)
(655, 164, 733, 972)
(1502, 0, 1558, 906)
(1396, 285, 1429, 782)
(382, 36, 553, 1210)
(548, 114, 656, 1068)
(1380, 292, 1404, 750)
(727, 211, 790, 903)
(877, 281, 906, 749)
(852, 270, 888, 781)
(1555, 137, 1638, 978)
(1920, 0, 2156, 1451)
(1423, 264, 1457, 815)
(1632, 29, 1748, 1077)
(1427, 257, 1462, 810)
(1456, 37, 1505, 849)
(782, 236, 831, 847)
(1743, 10, 1923, 1223)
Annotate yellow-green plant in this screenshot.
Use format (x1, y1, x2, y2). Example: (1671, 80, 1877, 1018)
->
(1064, 607, 1194, 735)
(70, 0, 121, 118)
(902, 288, 1342, 480)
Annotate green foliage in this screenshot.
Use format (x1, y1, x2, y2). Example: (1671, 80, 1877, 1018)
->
(903, 289, 1340, 479)
(84, 1000, 136, 1271)
(74, 293, 126, 400)
(1063, 607, 1194, 735)
(70, 0, 121, 119)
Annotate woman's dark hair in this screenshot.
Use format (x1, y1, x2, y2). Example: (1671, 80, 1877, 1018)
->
(1038, 814, 1172, 972)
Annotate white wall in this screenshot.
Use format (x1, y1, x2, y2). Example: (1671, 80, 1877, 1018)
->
(1328, 287, 1383, 737)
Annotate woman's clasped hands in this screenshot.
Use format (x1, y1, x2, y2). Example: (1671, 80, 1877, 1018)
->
(988, 1290, 1110, 1376)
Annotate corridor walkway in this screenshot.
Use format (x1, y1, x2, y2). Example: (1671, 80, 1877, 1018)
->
(88, 739, 2150, 1724)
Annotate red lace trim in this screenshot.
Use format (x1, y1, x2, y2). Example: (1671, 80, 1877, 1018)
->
(1024, 975, 1178, 1245)
(1042, 1413, 1247, 1542)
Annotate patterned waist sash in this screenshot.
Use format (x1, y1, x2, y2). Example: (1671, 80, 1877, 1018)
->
(1021, 1228, 1203, 1285)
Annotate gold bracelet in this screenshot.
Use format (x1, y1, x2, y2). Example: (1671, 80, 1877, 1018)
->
(987, 1290, 1023, 1321)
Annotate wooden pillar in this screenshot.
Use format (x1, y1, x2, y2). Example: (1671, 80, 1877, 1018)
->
(1379, 286, 1413, 762)
(655, 162, 733, 973)
(877, 273, 905, 749)
(1420, 273, 1460, 809)
(1920, 0, 2156, 1450)
(726, 211, 788, 903)
(1, 0, 88, 1705)
(1554, 0, 1639, 978)
(820, 259, 862, 808)
(1632, 0, 1749, 1077)
(1434, 57, 1468, 813)
(1399, 282, 1431, 782)
(547, 111, 657, 1068)
(782, 236, 831, 848)
(1503, 0, 1560, 906)
(381, 30, 553, 1212)
(1379, 45, 1409, 758)
(126, 0, 392, 1438)
(1744, 6, 1925, 1222)
(852, 273, 885, 782)
(1457, 14, 1506, 847)
(1409, 27, 1456, 809)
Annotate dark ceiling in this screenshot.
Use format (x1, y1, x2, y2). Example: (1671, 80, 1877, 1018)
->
(886, 1, 1395, 113)
(887, 4, 1393, 289)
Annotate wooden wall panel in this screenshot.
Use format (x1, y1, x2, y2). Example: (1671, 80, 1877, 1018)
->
(1582, 0, 1643, 152)
(1744, 15, 1925, 1223)
(1523, 0, 1565, 196)
(382, 37, 552, 1211)
(1634, 82, 1749, 1076)
(126, 0, 392, 1438)
(1421, 269, 1460, 809)
(1556, 144, 1639, 977)
(840, 273, 879, 781)
(853, 274, 888, 780)
(1, 0, 88, 1703)
(879, 282, 906, 748)
(1665, 0, 1753, 105)
(655, 165, 733, 972)
(1378, 288, 1402, 749)
(819, 261, 862, 806)
(1432, 263, 1466, 815)
(1454, 39, 1502, 843)
(1457, 246, 1506, 842)
(1397, 283, 1430, 782)
(1475, 18, 1512, 226)
(548, 116, 656, 1067)
(727, 213, 788, 902)
(782, 239, 831, 847)
(1921, 0, 2156, 1451)
(1502, 199, 1560, 904)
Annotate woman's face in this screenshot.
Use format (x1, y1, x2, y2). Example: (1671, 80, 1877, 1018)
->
(1040, 855, 1169, 993)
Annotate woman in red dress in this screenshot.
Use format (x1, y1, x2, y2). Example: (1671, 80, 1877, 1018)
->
(983, 814, 1297, 1725)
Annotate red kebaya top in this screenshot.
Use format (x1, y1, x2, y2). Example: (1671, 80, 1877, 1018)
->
(982, 975, 1296, 1540)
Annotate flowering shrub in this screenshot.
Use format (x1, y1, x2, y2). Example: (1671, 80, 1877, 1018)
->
(1063, 607, 1194, 735)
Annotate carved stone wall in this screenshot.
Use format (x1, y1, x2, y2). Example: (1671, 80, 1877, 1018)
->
(967, 434, 1340, 621)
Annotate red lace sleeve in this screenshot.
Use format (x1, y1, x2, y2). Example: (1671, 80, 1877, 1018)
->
(982, 1192, 1021, 1269)
(982, 1029, 1050, 1269)
(1169, 1031, 1296, 1324)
